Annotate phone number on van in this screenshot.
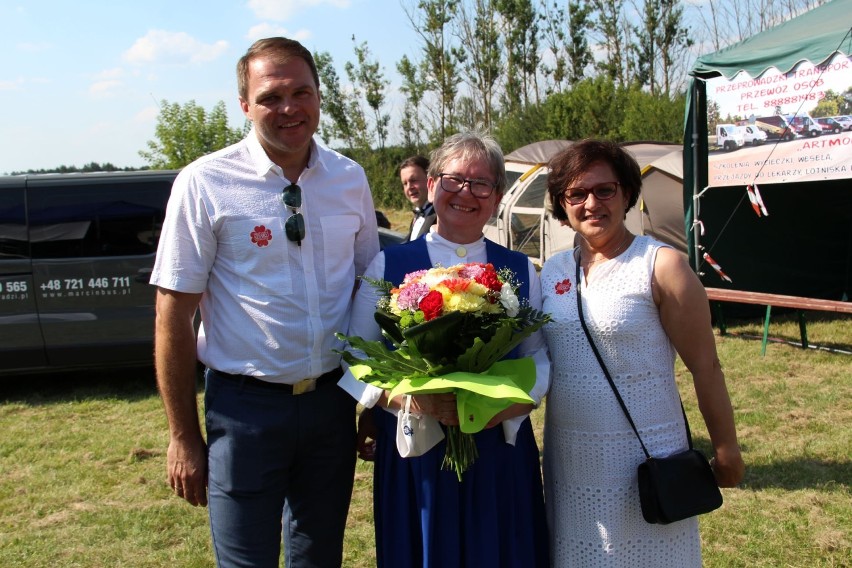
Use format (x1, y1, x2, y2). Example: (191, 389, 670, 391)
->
(0, 280, 29, 293)
(39, 277, 132, 292)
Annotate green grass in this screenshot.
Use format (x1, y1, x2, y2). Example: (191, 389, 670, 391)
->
(1, 313, 850, 567)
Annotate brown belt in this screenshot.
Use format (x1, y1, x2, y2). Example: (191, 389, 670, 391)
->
(209, 367, 343, 395)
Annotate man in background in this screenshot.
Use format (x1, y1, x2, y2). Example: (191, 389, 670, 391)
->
(399, 155, 436, 241)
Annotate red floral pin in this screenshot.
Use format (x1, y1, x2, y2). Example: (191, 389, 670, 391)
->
(250, 225, 272, 247)
(555, 278, 572, 295)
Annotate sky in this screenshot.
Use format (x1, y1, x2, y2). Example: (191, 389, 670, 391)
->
(0, 0, 418, 174)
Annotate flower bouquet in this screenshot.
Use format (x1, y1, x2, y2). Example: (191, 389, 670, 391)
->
(336, 262, 550, 480)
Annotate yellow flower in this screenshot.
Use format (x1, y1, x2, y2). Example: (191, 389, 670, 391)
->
(445, 291, 487, 313)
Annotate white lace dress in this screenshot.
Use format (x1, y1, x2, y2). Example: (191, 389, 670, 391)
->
(540, 236, 701, 567)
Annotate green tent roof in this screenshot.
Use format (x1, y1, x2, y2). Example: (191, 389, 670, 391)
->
(691, 0, 852, 80)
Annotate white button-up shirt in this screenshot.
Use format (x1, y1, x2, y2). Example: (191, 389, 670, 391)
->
(151, 130, 379, 382)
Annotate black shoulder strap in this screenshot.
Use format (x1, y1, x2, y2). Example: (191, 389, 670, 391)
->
(574, 259, 694, 459)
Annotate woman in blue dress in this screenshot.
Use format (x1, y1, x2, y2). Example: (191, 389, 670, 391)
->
(338, 131, 550, 567)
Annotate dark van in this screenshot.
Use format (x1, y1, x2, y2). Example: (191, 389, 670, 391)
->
(0, 170, 405, 375)
(0, 170, 178, 375)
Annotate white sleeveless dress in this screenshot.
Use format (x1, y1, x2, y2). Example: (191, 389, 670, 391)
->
(540, 236, 701, 567)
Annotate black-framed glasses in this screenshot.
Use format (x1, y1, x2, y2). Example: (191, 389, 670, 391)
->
(438, 173, 497, 199)
(563, 182, 620, 205)
(282, 183, 305, 246)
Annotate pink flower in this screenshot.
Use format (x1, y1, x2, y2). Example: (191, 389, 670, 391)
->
(397, 281, 431, 310)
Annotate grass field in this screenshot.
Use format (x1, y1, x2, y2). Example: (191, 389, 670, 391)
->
(1, 313, 850, 567)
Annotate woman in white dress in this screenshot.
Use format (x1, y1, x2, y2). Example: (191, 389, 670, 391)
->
(539, 139, 744, 567)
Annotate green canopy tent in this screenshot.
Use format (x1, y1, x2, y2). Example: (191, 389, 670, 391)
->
(684, 0, 852, 301)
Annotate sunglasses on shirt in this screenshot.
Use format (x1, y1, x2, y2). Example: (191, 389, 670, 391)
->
(282, 183, 305, 245)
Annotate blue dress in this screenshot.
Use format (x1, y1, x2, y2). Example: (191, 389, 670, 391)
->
(372, 238, 549, 568)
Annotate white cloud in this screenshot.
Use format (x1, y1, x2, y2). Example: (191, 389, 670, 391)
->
(89, 80, 123, 97)
(96, 67, 125, 80)
(247, 0, 350, 21)
(247, 23, 311, 42)
(123, 30, 229, 66)
(134, 106, 160, 124)
(0, 78, 25, 91)
(17, 42, 51, 53)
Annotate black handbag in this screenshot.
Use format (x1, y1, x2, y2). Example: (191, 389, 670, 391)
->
(574, 259, 723, 525)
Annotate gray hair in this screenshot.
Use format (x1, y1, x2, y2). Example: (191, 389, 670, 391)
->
(426, 132, 507, 196)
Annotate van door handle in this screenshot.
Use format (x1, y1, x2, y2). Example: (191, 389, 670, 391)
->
(135, 267, 153, 283)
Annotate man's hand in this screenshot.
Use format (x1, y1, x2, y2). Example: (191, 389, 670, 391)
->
(167, 436, 208, 506)
(356, 410, 377, 461)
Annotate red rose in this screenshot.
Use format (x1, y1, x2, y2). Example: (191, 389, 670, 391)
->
(419, 290, 444, 321)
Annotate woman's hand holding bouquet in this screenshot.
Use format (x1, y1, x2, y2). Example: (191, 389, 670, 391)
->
(337, 262, 550, 479)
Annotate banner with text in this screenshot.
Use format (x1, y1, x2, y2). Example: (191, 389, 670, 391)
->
(706, 53, 852, 187)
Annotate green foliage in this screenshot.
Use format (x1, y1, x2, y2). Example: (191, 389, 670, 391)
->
(348, 40, 391, 149)
(812, 89, 852, 117)
(455, 0, 502, 129)
(540, 76, 625, 140)
(139, 100, 248, 169)
(496, 0, 540, 112)
(618, 86, 687, 141)
(414, 0, 462, 139)
(341, 145, 413, 210)
(9, 162, 142, 175)
(396, 55, 429, 152)
(316, 51, 363, 149)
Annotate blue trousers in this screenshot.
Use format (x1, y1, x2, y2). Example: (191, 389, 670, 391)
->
(205, 370, 357, 568)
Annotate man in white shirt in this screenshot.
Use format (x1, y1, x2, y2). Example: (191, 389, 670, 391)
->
(150, 37, 379, 568)
(399, 155, 436, 241)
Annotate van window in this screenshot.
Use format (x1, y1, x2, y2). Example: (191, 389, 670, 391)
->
(0, 183, 28, 259)
(27, 179, 171, 259)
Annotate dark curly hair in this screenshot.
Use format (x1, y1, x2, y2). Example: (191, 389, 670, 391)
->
(546, 139, 642, 222)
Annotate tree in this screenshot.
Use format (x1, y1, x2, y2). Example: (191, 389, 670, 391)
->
(812, 89, 843, 117)
(565, 1, 595, 86)
(406, 0, 462, 140)
(696, 0, 824, 51)
(496, 0, 540, 112)
(632, 0, 661, 93)
(538, 0, 568, 94)
(455, 0, 502, 129)
(140, 100, 247, 169)
(397, 55, 429, 152)
(618, 86, 685, 141)
(538, 76, 626, 140)
(631, 0, 692, 96)
(591, 0, 628, 86)
(315, 51, 361, 149)
(345, 38, 391, 150)
(656, 0, 693, 95)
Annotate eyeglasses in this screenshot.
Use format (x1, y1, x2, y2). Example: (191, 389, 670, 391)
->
(438, 173, 497, 199)
(563, 182, 620, 205)
(282, 183, 305, 246)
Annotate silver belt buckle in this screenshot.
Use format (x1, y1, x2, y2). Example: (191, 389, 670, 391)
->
(292, 377, 317, 395)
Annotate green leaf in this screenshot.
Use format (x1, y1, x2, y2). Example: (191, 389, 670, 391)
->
(334, 333, 433, 380)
